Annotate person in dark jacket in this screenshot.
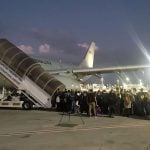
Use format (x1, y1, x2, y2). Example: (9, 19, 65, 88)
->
(108, 90, 117, 118)
(79, 91, 89, 115)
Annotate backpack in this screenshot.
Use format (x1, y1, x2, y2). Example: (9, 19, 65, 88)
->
(69, 94, 75, 101)
(88, 93, 95, 103)
(124, 95, 130, 105)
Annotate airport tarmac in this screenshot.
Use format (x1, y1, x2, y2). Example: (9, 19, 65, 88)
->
(0, 109, 150, 150)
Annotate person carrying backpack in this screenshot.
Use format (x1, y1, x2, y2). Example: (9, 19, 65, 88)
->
(87, 89, 97, 117)
(123, 92, 132, 117)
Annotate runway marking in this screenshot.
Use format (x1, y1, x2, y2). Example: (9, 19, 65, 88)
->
(0, 122, 150, 137)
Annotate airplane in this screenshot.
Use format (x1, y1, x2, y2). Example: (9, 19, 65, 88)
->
(34, 42, 150, 90)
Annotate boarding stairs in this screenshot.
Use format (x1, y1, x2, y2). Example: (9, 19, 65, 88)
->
(0, 60, 52, 108)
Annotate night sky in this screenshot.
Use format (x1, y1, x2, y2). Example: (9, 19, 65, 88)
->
(0, 0, 150, 85)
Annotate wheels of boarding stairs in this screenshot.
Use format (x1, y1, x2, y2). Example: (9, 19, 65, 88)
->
(22, 102, 32, 110)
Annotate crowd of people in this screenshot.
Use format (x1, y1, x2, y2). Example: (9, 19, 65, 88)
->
(52, 87, 150, 119)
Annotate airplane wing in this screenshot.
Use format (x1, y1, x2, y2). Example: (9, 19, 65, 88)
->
(72, 65, 150, 76)
(33, 54, 150, 76)
(45, 64, 150, 76)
